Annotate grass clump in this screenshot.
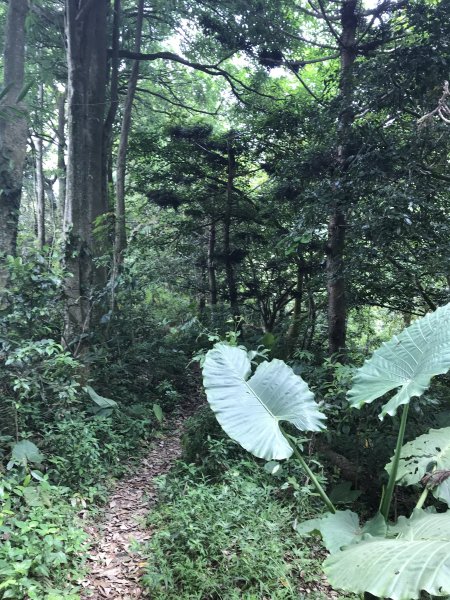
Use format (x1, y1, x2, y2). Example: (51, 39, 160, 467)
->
(141, 460, 329, 600)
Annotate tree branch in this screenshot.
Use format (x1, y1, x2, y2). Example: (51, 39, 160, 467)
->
(360, 0, 407, 17)
(315, 0, 341, 41)
(134, 86, 220, 115)
(115, 49, 283, 102)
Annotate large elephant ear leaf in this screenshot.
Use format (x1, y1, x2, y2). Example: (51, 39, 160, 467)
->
(347, 302, 450, 419)
(202, 343, 326, 460)
(296, 510, 386, 554)
(386, 426, 450, 506)
(324, 510, 450, 600)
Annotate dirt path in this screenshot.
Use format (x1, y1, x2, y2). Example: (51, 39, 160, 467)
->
(81, 412, 189, 599)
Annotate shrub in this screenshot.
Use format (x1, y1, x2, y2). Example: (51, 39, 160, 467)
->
(200, 307, 450, 599)
(44, 416, 123, 493)
(43, 405, 156, 496)
(2, 339, 81, 433)
(0, 470, 87, 599)
(181, 405, 246, 476)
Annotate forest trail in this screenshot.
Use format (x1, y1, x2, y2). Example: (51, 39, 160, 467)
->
(81, 410, 190, 599)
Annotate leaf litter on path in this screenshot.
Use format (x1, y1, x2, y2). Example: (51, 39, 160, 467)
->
(81, 411, 190, 599)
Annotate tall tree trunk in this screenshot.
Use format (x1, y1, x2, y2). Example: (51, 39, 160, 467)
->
(286, 261, 303, 358)
(0, 0, 29, 290)
(224, 134, 239, 319)
(303, 286, 317, 351)
(207, 222, 218, 306)
(45, 177, 58, 245)
(114, 0, 144, 267)
(35, 84, 45, 250)
(198, 265, 207, 318)
(102, 0, 121, 210)
(36, 135, 46, 250)
(64, 0, 108, 350)
(326, 0, 357, 357)
(57, 90, 66, 228)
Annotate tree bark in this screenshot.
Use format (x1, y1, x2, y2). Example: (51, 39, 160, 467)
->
(286, 261, 304, 358)
(224, 134, 239, 319)
(57, 90, 66, 228)
(35, 84, 46, 250)
(303, 286, 316, 351)
(198, 265, 207, 317)
(64, 0, 108, 349)
(0, 0, 29, 290)
(102, 0, 121, 210)
(114, 0, 145, 267)
(36, 134, 46, 250)
(326, 0, 357, 357)
(45, 177, 58, 244)
(207, 222, 218, 306)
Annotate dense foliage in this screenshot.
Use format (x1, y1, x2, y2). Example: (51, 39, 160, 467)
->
(1, 0, 450, 598)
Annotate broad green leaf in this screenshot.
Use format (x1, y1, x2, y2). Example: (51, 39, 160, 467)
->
(347, 302, 450, 419)
(264, 460, 282, 475)
(386, 427, 450, 505)
(202, 344, 325, 460)
(0, 83, 12, 101)
(296, 510, 386, 554)
(153, 403, 164, 424)
(325, 510, 450, 600)
(262, 332, 275, 348)
(10, 440, 44, 465)
(85, 386, 118, 416)
(329, 481, 362, 505)
(389, 508, 450, 539)
(23, 487, 41, 507)
(325, 538, 450, 599)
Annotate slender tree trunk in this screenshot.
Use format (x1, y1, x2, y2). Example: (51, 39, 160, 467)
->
(35, 84, 46, 250)
(36, 134, 46, 250)
(207, 222, 218, 306)
(45, 177, 58, 245)
(303, 287, 316, 351)
(224, 135, 239, 319)
(265, 306, 278, 334)
(114, 0, 144, 267)
(64, 0, 108, 350)
(326, 0, 357, 357)
(0, 0, 29, 290)
(286, 261, 304, 358)
(198, 265, 207, 317)
(102, 0, 121, 210)
(57, 90, 66, 228)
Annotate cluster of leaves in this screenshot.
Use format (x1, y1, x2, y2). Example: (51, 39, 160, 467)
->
(0, 253, 171, 500)
(43, 413, 146, 497)
(0, 469, 88, 599)
(92, 265, 200, 412)
(181, 405, 247, 476)
(201, 303, 450, 599)
(0, 253, 65, 343)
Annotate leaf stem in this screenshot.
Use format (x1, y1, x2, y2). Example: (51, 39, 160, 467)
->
(380, 404, 409, 521)
(415, 487, 429, 511)
(281, 427, 336, 514)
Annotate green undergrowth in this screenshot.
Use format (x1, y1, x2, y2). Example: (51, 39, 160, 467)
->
(142, 465, 328, 600)
(0, 248, 201, 599)
(43, 406, 157, 500)
(0, 470, 88, 600)
(141, 407, 355, 600)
